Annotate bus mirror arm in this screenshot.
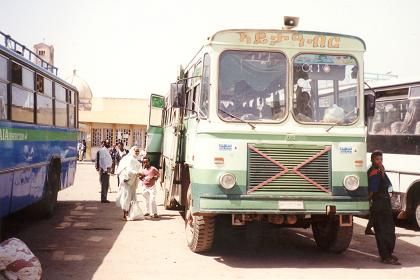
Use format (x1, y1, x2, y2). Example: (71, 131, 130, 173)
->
(364, 81, 377, 120)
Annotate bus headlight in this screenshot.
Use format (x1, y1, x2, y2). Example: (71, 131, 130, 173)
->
(219, 173, 236, 189)
(343, 175, 359, 191)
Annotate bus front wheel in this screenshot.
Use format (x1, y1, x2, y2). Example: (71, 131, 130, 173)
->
(311, 216, 353, 254)
(185, 186, 215, 253)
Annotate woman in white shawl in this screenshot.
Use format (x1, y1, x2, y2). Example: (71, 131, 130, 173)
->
(115, 146, 142, 220)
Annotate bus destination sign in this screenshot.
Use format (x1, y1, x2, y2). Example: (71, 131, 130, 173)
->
(238, 31, 341, 49)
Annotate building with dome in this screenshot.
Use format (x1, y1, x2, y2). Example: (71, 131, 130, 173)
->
(67, 70, 92, 110)
(66, 70, 148, 160)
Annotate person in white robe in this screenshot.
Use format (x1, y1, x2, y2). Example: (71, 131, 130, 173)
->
(115, 146, 142, 220)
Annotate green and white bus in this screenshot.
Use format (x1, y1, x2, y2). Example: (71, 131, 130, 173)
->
(147, 23, 371, 253)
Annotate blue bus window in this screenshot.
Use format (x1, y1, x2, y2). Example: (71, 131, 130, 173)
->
(11, 85, 34, 123)
(0, 55, 6, 80)
(0, 82, 7, 119)
(37, 94, 53, 125)
(55, 100, 67, 127)
(55, 84, 66, 101)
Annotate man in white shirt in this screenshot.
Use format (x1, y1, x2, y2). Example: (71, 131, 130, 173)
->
(95, 140, 113, 203)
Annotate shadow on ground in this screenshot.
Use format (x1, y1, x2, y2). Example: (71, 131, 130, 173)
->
(1, 200, 126, 279)
(206, 218, 420, 270)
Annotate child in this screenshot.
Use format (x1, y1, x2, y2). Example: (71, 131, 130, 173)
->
(140, 156, 160, 219)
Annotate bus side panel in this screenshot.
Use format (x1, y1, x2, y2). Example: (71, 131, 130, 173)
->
(10, 168, 32, 213)
(30, 166, 47, 202)
(67, 160, 77, 188)
(0, 173, 13, 217)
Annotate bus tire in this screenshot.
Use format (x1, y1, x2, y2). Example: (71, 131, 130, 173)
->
(35, 160, 61, 219)
(413, 198, 420, 230)
(185, 186, 215, 253)
(311, 217, 353, 254)
(163, 168, 181, 210)
(163, 187, 172, 210)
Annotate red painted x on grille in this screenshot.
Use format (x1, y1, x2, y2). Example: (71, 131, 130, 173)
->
(247, 145, 289, 194)
(291, 146, 331, 194)
(248, 145, 331, 194)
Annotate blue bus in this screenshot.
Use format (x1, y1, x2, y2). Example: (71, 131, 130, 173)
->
(0, 31, 78, 218)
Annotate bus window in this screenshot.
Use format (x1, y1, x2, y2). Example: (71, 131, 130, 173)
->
(192, 85, 200, 114)
(11, 85, 34, 123)
(22, 67, 34, 90)
(293, 54, 359, 124)
(55, 100, 67, 127)
(371, 99, 420, 135)
(36, 74, 44, 93)
(185, 89, 191, 117)
(11, 62, 22, 85)
(55, 84, 66, 101)
(0, 55, 6, 81)
(37, 94, 53, 125)
(69, 105, 76, 127)
(0, 82, 7, 119)
(44, 78, 52, 96)
(409, 86, 420, 99)
(218, 51, 287, 122)
(200, 53, 210, 118)
(11, 62, 34, 90)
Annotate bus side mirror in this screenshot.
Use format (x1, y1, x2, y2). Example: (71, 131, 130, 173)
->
(364, 93, 376, 124)
(170, 82, 185, 108)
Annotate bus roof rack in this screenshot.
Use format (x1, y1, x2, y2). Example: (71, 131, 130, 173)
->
(0, 31, 58, 76)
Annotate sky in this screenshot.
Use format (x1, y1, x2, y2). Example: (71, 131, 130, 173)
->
(0, 0, 419, 99)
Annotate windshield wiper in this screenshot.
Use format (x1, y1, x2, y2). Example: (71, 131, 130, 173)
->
(326, 108, 359, 132)
(218, 109, 256, 129)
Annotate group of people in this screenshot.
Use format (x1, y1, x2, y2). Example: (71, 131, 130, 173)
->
(95, 139, 160, 221)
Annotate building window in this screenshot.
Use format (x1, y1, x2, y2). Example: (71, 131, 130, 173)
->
(115, 129, 131, 147)
(103, 128, 114, 144)
(38, 50, 45, 56)
(92, 128, 102, 147)
(133, 129, 144, 148)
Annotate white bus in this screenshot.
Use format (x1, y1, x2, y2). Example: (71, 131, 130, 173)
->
(366, 78, 420, 228)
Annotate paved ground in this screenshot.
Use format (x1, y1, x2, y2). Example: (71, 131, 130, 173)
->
(2, 163, 420, 280)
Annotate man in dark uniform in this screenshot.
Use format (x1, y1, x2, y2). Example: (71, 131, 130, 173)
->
(368, 150, 400, 265)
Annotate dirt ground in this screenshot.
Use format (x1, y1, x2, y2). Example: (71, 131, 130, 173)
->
(2, 163, 420, 280)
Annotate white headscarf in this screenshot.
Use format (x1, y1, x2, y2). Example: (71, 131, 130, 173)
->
(115, 146, 142, 177)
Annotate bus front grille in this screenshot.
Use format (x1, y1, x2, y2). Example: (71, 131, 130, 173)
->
(247, 144, 332, 194)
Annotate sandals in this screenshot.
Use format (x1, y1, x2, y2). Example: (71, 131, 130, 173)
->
(381, 257, 401, 265)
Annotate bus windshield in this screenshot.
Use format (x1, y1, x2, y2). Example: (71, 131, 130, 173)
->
(293, 54, 359, 124)
(218, 50, 287, 122)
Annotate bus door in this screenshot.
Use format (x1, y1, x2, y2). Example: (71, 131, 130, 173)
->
(161, 83, 186, 209)
(146, 94, 165, 168)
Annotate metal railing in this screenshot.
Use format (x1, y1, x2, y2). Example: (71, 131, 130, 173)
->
(0, 31, 58, 75)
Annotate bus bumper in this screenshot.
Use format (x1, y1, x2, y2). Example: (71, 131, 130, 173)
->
(194, 195, 369, 216)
